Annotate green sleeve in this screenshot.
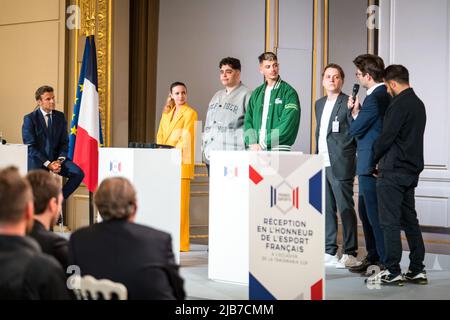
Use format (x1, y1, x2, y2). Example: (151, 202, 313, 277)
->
(244, 94, 258, 147)
(267, 89, 301, 149)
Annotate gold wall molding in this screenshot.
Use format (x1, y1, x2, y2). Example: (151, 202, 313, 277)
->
(311, 0, 328, 153)
(265, 0, 279, 53)
(74, 0, 112, 146)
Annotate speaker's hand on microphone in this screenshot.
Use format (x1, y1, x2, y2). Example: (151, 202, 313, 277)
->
(348, 96, 361, 117)
(348, 96, 355, 109)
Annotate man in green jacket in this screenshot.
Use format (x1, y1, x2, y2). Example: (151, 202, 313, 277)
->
(244, 52, 301, 151)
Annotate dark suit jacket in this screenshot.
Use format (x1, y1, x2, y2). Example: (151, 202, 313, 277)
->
(22, 108, 69, 170)
(29, 220, 69, 270)
(349, 85, 391, 175)
(315, 93, 356, 180)
(68, 219, 185, 300)
(0, 235, 71, 300)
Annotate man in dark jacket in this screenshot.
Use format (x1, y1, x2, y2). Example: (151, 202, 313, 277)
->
(315, 63, 358, 269)
(373, 65, 427, 285)
(22, 85, 84, 199)
(69, 177, 185, 300)
(0, 167, 70, 300)
(26, 170, 69, 270)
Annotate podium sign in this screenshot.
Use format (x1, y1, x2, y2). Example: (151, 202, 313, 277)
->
(0, 144, 28, 174)
(99, 148, 182, 261)
(248, 153, 325, 300)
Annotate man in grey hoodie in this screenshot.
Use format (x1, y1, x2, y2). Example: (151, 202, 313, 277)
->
(202, 57, 252, 171)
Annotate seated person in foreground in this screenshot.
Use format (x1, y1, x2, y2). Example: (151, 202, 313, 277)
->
(26, 170, 69, 270)
(68, 177, 185, 300)
(0, 167, 70, 300)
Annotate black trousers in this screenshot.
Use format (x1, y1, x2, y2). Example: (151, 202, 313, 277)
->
(377, 172, 425, 274)
(325, 167, 358, 256)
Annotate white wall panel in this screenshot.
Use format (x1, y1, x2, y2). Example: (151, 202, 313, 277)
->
(278, 0, 314, 153)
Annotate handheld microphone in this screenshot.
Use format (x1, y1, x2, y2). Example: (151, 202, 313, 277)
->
(352, 84, 360, 101)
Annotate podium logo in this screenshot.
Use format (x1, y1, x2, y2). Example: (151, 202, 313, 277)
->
(224, 166, 238, 178)
(110, 161, 122, 174)
(270, 182, 299, 213)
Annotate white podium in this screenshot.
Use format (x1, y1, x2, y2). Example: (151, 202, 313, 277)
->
(209, 151, 325, 300)
(0, 144, 28, 174)
(209, 151, 250, 284)
(99, 148, 182, 262)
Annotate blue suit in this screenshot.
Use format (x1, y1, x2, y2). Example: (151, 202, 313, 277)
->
(22, 108, 84, 199)
(349, 85, 390, 264)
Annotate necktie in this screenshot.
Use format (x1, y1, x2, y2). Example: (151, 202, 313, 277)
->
(45, 113, 53, 157)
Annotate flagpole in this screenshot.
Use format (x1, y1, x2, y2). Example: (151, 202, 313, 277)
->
(89, 192, 95, 225)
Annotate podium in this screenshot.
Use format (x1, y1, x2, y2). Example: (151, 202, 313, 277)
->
(208, 151, 250, 284)
(99, 148, 182, 262)
(0, 144, 28, 174)
(209, 151, 325, 300)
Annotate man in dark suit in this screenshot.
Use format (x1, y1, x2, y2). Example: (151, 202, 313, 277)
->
(26, 170, 68, 270)
(315, 64, 358, 269)
(347, 54, 391, 274)
(22, 85, 84, 199)
(0, 167, 70, 300)
(68, 177, 185, 300)
(373, 65, 427, 285)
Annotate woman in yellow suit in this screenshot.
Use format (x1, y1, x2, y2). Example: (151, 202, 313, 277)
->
(157, 82, 198, 252)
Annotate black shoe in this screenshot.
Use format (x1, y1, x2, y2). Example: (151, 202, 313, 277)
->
(379, 270, 404, 286)
(404, 270, 428, 285)
(349, 257, 372, 273)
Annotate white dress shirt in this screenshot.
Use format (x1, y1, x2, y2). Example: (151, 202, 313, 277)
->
(318, 98, 336, 167)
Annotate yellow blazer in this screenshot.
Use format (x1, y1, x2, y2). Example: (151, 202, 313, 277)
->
(157, 104, 198, 179)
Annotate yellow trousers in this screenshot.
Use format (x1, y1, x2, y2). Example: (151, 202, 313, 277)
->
(180, 179, 191, 252)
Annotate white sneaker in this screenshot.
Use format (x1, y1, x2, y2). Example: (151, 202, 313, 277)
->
(324, 253, 339, 266)
(336, 254, 362, 269)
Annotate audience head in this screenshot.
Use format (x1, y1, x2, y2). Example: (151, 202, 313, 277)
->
(353, 54, 385, 88)
(0, 167, 34, 234)
(26, 170, 63, 227)
(164, 81, 187, 113)
(94, 177, 137, 222)
(258, 52, 279, 83)
(35, 85, 55, 113)
(322, 63, 345, 94)
(383, 64, 410, 97)
(219, 57, 242, 89)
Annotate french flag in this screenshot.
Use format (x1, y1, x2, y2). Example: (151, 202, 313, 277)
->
(68, 36, 102, 192)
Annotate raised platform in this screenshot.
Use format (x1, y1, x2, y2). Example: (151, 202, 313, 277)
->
(180, 244, 450, 300)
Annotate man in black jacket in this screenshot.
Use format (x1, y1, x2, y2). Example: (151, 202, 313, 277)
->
(373, 65, 427, 285)
(68, 177, 185, 300)
(0, 167, 70, 300)
(26, 170, 69, 270)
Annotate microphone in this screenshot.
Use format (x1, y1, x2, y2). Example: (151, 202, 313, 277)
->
(352, 84, 360, 101)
